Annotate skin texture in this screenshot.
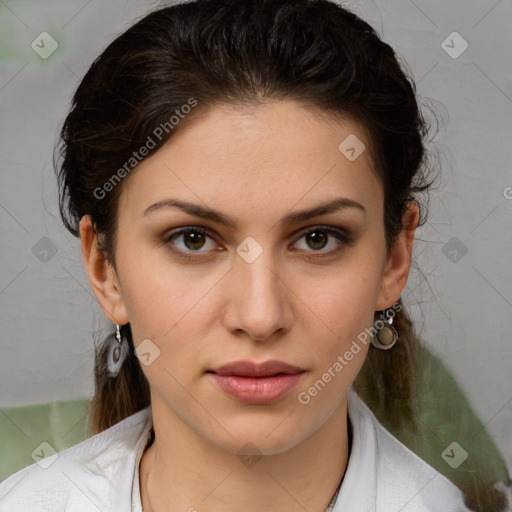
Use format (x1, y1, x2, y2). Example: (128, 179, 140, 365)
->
(80, 99, 419, 512)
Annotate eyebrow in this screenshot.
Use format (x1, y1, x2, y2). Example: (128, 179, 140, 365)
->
(143, 196, 366, 228)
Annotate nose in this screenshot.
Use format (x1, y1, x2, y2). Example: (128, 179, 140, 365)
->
(221, 245, 293, 342)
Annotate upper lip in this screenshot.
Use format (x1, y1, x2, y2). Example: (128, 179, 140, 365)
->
(209, 360, 305, 377)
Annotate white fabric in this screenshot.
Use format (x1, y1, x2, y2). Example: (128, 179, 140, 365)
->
(0, 386, 474, 511)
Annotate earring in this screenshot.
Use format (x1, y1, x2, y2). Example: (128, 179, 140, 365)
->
(106, 324, 130, 378)
(370, 308, 399, 350)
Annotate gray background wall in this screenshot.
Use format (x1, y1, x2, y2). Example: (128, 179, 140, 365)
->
(1, 0, 511, 470)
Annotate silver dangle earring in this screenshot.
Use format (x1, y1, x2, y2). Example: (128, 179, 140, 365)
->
(106, 324, 130, 378)
(371, 308, 399, 350)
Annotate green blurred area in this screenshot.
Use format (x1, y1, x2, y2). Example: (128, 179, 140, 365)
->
(356, 345, 511, 500)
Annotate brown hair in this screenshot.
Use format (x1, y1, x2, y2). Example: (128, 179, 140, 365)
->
(54, 1, 509, 509)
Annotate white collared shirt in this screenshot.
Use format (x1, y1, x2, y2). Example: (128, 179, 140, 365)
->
(0, 386, 473, 511)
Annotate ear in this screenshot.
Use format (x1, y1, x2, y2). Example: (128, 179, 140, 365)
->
(375, 201, 420, 310)
(79, 215, 129, 325)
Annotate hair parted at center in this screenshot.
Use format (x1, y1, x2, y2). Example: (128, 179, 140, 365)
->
(54, 1, 509, 510)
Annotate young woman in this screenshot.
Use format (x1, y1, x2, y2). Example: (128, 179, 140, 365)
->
(0, 0, 508, 511)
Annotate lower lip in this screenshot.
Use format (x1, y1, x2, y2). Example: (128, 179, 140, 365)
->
(208, 372, 305, 404)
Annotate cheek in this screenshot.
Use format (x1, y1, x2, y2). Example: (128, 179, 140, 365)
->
(113, 237, 203, 337)
(299, 250, 384, 326)
(114, 255, 231, 384)
(120, 266, 216, 340)
(295, 256, 385, 378)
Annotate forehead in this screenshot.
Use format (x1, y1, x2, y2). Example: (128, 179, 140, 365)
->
(118, 99, 383, 225)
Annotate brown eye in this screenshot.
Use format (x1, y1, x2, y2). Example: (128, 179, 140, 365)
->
(293, 226, 353, 256)
(305, 230, 329, 250)
(163, 227, 218, 255)
(181, 230, 207, 250)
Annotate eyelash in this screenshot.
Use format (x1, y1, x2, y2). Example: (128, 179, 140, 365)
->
(162, 225, 354, 261)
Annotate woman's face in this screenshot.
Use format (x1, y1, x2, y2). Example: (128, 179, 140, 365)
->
(86, 99, 413, 455)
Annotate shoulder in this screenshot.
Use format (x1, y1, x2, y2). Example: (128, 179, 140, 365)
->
(336, 387, 474, 512)
(0, 406, 152, 512)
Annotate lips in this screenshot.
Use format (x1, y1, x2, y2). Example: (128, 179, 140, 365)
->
(207, 360, 306, 404)
(208, 359, 304, 377)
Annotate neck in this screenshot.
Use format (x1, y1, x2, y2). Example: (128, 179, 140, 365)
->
(139, 395, 351, 512)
